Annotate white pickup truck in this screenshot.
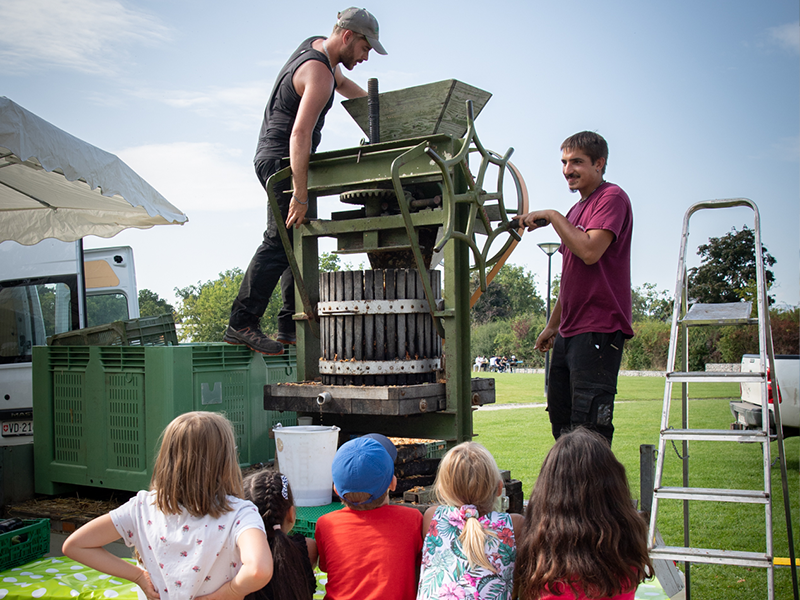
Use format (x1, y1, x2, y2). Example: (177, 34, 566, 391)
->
(730, 354, 800, 438)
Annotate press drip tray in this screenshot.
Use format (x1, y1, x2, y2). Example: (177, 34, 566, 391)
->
(264, 378, 495, 416)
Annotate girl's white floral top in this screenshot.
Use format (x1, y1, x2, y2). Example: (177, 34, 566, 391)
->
(417, 505, 516, 600)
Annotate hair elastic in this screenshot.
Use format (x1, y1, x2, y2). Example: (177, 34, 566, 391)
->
(459, 504, 479, 520)
(280, 474, 289, 500)
(273, 524, 282, 530)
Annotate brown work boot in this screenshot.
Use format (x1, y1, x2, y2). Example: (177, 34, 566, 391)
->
(223, 325, 284, 356)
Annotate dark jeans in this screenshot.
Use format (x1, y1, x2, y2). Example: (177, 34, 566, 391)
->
(229, 158, 295, 335)
(547, 330, 625, 444)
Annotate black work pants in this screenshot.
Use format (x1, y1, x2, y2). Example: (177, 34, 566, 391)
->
(547, 330, 625, 444)
(229, 158, 295, 335)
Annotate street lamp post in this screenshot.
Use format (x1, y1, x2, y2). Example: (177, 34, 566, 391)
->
(537, 242, 560, 396)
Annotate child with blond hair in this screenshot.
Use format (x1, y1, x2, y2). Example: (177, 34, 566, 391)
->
(416, 441, 523, 600)
(64, 412, 272, 600)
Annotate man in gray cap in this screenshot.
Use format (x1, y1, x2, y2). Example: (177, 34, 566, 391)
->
(226, 8, 387, 355)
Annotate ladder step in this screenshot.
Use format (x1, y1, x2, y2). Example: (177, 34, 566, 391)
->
(661, 428, 769, 442)
(666, 371, 764, 383)
(654, 486, 769, 504)
(680, 302, 754, 325)
(650, 545, 771, 568)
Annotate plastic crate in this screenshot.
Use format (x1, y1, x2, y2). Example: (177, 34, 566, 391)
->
(291, 502, 343, 538)
(47, 321, 127, 346)
(123, 314, 178, 346)
(33, 344, 297, 494)
(48, 314, 178, 347)
(0, 518, 50, 571)
(424, 440, 447, 459)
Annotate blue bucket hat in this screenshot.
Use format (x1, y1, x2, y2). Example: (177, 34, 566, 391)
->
(332, 437, 394, 505)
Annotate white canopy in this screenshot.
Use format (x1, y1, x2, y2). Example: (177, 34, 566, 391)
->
(0, 97, 187, 245)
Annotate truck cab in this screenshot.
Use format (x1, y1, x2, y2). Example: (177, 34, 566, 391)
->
(0, 240, 138, 502)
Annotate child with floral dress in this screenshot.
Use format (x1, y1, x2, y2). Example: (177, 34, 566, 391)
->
(417, 442, 524, 600)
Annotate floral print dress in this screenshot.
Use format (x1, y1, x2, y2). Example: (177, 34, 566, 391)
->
(417, 505, 516, 600)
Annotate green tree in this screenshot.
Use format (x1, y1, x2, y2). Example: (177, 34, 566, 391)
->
(175, 268, 280, 342)
(549, 273, 560, 304)
(319, 252, 342, 272)
(174, 253, 341, 343)
(688, 226, 776, 305)
(86, 293, 129, 326)
(632, 282, 672, 322)
(471, 264, 544, 325)
(138, 288, 175, 318)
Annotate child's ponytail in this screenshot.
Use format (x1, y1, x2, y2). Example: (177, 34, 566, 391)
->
(458, 505, 498, 573)
(244, 472, 313, 600)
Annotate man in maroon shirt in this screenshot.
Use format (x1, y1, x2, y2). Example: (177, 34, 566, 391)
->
(521, 132, 633, 444)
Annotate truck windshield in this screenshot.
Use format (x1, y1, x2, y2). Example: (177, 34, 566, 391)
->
(0, 278, 77, 364)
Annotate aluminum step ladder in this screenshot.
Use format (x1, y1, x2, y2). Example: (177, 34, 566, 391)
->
(647, 198, 798, 600)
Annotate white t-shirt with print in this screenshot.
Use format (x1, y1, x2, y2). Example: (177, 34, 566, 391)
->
(110, 489, 265, 600)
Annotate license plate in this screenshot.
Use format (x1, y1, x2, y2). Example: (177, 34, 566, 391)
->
(1, 420, 33, 437)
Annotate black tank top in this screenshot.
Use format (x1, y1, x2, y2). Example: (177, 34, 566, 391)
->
(254, 36, 336, 164)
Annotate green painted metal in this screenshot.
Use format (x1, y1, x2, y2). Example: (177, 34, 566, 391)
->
(342, 80, 492, 142)
(265, 87, 522, 444)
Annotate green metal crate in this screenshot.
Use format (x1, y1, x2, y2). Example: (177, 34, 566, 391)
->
(0, 519, 50, 571)
(33, 344, 297, 494)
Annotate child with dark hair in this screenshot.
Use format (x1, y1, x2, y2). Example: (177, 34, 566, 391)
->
(514, 427, 653, 600)
(243, 470, 317, 600)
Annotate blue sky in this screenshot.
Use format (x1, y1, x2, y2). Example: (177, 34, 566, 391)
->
(2, 0, 798, 308)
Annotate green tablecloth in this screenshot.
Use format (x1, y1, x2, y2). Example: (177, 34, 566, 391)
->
(1, 558, 670, 600)
(0, 557, 139, 598)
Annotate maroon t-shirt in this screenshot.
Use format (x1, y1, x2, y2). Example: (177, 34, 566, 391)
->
(558, 182, 633, 338)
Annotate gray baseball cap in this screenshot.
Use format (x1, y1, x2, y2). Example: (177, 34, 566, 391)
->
(337, 7, 387, 55)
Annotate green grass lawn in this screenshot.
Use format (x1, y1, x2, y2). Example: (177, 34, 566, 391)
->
(474, 372, 799, 600)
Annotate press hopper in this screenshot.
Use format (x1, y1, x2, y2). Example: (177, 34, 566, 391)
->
(341, 79, 492, 142)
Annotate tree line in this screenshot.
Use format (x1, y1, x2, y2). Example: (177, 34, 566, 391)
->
(140, 226, 798, 369)
(470, 225, 797, 370)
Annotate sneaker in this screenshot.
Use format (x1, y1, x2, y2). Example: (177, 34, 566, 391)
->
(276, 331, 296, 345)
(223, 326, 284, 356)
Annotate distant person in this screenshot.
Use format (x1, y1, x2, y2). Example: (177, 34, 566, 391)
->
(225, 8, 387, 356)
(417, 442, 523, 600)
(489, 356, 499, 372)
(63, 412, 272, 600)
(315, 436, 423, 600)
(514, 427, 653, 599)
(244, 470, 317, 600)
(474, 355, 484, 372)
(520, 131, 632, 444)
